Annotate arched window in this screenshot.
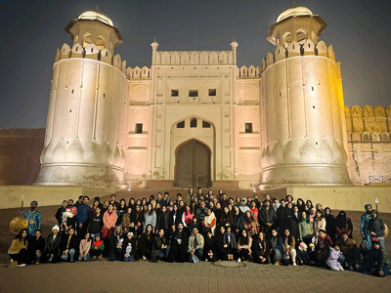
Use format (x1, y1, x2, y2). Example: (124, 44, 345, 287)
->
(83, 32, 92, 48)
(283, 32, 292, 45)
(297, 29, 307, 44)
(96, 36, 106, 50)
(190, 118, 197, 128)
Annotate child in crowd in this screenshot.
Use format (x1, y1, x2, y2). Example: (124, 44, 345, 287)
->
(326, 245, 344, 271)
(297, 242, 309, 265)
(308, 243, 317, 266)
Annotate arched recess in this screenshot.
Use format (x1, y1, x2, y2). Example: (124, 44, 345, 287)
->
(169, 116, 216, 184)
(130, 85, 149, 104)
(174, 138, 211, 188)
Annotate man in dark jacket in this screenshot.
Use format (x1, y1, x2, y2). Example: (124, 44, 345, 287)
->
(277, 200, 289, 234)
(77, 196, 91, 238)
(60, 227, 79, 262)
(368, 210, 386, 249)
(157, 206, 170, 235)
(45, 225, 62, 263)
(55, 200, 68, 225)
(151, 229, 168, 262)
(259, 200, 276, 239)
(168, 223, 189, 263)
(88, 206, 103, 240)
(195, 201, 208, 222)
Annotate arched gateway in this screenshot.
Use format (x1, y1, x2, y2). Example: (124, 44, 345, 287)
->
(175, 139, 211, 188)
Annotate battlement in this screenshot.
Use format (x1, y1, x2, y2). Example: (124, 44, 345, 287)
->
(237, 65, 261, 79)
(54, 43, 150, 80)
(154, 50, 234, 65)
(260, 40, 336, 74)
(345, 105, 391, 142)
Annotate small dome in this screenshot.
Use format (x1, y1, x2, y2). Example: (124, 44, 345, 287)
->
(277, 6, 313, 23)
(78, 10, 113, 26)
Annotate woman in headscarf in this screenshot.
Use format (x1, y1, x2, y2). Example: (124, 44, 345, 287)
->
(335, 211, 353, 239)
(324, 207, 336, 242)
(202, 209, 217, 235)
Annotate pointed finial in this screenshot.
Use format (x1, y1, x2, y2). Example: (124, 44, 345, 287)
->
(96, 5, 100, 12)
(292, 1, 296, 7)
(154, 38, 157, 42)
(233, 37, 236, 42)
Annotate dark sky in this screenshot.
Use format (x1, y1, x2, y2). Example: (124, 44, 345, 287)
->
(0, 0, 390, 129)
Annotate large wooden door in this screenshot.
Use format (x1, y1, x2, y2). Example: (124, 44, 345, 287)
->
(176, 140, 211, 188)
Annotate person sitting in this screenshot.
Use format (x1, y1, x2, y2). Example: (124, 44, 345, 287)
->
(297, 242, 309, 265)
(188, 227, 204, 263)
(78, 232, 92, 261)
(368, 210, 386, 249)
(282, 229, 297, 266)
(252, 232, 269, 264)
(168, 223, 189, 263)
(90, 235, 104, 259)
(109, 226, 124, 261)
(60, 227, 79, 263)
(202, 209, 216, 235)
(316, 229, 333, 265)
(222, 225, 237, 260)
(45, 225, 62, 263)
(123, 232, 137, 262)
(204, 230, 218, 262)
(151, 229, 168, 262)
(336, 232, 358, 270)
(8, 229, 28, 268)
(269, 229, 283, 265)
(326, 244, 344, 271)
(138, 224, 154, 260)
(237, 229, 252, 262)
(28, 229, 45, 264)
(370, 238, 391, 277)
(356, 240, 371, 273)
(308, 243, 317, 266)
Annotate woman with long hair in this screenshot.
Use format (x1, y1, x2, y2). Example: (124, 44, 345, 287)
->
(28, 229, 45, 264)
(182, 205, 194, 229)
(237, 229, 252, 262)
(269, 229, 283, 265)
(122, 207, 136, 234)
(252, 232, 269, 264)
(243, 211, 259, 237)
(298, 211, 314, 246)
(204, 230, 218, 262)
(313, 210, 327, 245)
(143, 204, 157, 233)
(282, 229, 297, 266)
(138, 224, 154, 260)
(296, 198, 305, 214)
(8, 229, 28, 267)
(128, 197, 136, 210)
(78, 232, 92, 261)
(220, 206, 233, 228)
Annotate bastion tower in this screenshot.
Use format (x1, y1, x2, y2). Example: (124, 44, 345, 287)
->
(259, 6, 352, 188)
(35, 10, 129, 188)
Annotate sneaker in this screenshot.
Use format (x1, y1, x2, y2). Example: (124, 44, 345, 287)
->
(205, 259, 208, 262)
(274, 261, 280, 266)
(98, 255, 103, 259)
(142, 255, 147, 260)
(17, 264, 26, 268)
(237, 258, 241, 263)
(293, 263, 297, 266)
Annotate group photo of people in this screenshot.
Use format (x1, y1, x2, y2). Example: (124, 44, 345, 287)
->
(7, 188, 390, 277)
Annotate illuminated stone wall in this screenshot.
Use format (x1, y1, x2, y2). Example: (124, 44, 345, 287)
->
(345, 105, 391, 185)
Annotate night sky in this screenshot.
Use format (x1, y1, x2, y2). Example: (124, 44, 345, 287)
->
(0, 0, 390, 129)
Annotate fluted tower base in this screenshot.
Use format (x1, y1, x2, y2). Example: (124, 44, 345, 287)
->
(260, 164, 352, 190)
(34, 164, 126, 189)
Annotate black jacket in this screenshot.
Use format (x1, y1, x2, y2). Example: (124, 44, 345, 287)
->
(252, 238, 269, 259)
(171, 229, 189, 249)
(45, 233, 62, 252)
(260, 206, 276, 225)
(368, 217, 385, 238)
(60, 234, 80, 251)
(55, 207, 65, 223)
(139, 233, 154, 256)
(122, 237, 137, 256)
(29, 236, 45, 254)
(168, 211, 182, 228)
(152, 235, 168, 251)
(157, 212, 170, 230)
(88, 213, 103, 234)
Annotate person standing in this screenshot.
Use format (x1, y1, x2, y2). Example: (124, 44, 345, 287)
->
(259, 199, 276, 239)
(368, 210, 386, 249)
(55, 200, 68, 226)
(23, 200, 41, 238)
(88, 206, 103, 240)
(360, 204, 373, 249)
(77, 196, 91, 238)
(102, 204, 118, 240)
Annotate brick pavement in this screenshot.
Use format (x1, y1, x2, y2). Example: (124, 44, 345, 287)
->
(0, 256, 390, 293)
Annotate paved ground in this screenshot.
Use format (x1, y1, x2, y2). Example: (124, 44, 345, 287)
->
(1, 189, 390, 292)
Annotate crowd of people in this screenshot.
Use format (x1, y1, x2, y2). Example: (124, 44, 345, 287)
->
(7, 188, 390, 277)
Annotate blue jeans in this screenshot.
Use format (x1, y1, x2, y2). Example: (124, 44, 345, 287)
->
(124, 255, 135, 262)
(189, 248, 203, 263)
(378, 238, 385, 249)
(61, 249, 75, 262)
(78, 254, 90, 261)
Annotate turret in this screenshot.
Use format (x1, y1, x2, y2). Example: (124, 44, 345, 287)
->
(35, 9, 129, 189)
(259, 6, 352, 189)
